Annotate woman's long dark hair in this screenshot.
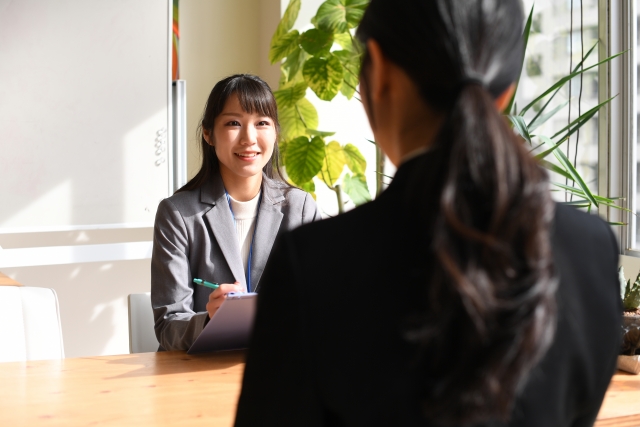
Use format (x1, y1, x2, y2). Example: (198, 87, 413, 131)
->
(357, 0, 556, 424)
(176, 74, 289, 193)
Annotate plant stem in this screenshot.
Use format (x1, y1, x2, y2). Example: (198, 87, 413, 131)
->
(334, 184, 344, 214)
(342, 80, 360, 95)
(376, 145, 385, 196)
(295, 104, 308, 128)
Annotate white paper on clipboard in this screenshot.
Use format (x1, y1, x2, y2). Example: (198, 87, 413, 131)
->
(187, 292, 258, 354)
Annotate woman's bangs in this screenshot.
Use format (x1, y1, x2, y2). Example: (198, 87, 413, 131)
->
(234, 82, 278, 122)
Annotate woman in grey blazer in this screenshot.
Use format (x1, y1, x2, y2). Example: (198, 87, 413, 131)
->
(151, 74, 320, 351)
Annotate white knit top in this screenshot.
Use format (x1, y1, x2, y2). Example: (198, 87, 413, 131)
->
(227, 192, 261, 278)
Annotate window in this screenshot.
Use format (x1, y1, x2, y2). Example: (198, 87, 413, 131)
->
(517, 0, 601, 204)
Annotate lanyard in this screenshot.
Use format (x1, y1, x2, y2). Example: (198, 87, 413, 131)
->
(225, 190, 262, 293)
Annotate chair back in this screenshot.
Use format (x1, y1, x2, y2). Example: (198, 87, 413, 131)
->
(128, 293, 159, 353)
(0, 286, 65, 362)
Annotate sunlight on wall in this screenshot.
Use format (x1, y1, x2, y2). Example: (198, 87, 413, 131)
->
(123, 108, 170, 224)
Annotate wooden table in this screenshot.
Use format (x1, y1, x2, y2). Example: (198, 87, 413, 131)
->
(0, 351, 637, 426)
(0, 351, 245, 427)
(0, 271, 22, 286)
(596, 371, 640, 427)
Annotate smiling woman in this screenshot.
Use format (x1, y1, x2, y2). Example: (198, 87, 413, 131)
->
(150, 74, 321, 352)
(204, 94, 277, 201)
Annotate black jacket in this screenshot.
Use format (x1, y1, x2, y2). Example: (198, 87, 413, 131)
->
(235, 152, 621, 427)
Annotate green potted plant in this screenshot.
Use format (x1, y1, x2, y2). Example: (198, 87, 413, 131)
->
(505, 7, 626, 217)
(617, 267, 640, 374)
(271, 2, 627, 218)
(269, 0, 373, 214)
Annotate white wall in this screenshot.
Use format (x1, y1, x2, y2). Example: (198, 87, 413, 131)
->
(181, 0, 282, 180)
(1, 228, 153, 358)
(0, 0, 170, 359)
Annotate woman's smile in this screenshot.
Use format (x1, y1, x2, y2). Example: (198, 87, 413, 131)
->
(235, 151, 261, 160)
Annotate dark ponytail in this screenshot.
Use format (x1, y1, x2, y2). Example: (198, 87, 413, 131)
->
(358, 1, 556, 425)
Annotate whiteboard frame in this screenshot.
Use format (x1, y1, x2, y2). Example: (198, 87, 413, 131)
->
(0, 0, 173, 268)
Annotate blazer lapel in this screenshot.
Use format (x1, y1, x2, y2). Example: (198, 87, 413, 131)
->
(251, 176, 284, 292)
(201, 174, 247, 290)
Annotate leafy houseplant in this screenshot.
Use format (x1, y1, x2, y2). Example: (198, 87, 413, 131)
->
(621, 268, 640, 312)
(617, 267, 640, 374)
(269, 0, 373, 213)
(271, 2, 628, 221)
(506, 7, 627, 220)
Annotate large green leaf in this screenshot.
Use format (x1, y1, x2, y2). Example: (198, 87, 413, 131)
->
(269, 30, 300, 64)
(300, 180, 316, 192)
(343, 143, 366, 174)
(300, 28, 334, 55)
(285, 136, 325, 185)
(274, 82, 308, 109)
(299, 180, 317, 200)
(306, 129, 336, 137)
(333, 50, 360, 99)
(315, 0, 369, 34)
(318, 141, 347, 187)
(275, 0, 301, 38)
(343, 173, 371, 205)
(279, 98, 319, 140)
(334, 32, 354, 51)
(303, 54, 344, 101)
(281, 47, 308, 83)
(279, 139, 288, 160)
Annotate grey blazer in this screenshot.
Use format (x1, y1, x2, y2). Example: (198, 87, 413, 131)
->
(151, 172, 321, 351)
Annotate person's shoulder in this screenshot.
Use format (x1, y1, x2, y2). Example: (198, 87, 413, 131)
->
(283, 186, 311, 204)
(553, 203, 613, 242)
(157, 187, 206, 218)
(263, 177, 313, 206)
(552, 203, 618, 270)
(290, 197, 377, 238)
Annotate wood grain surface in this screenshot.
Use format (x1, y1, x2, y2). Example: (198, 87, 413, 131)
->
(0, 351, 637, 426)
(0, 351, 245, 427)
(596, 370, 640, 426)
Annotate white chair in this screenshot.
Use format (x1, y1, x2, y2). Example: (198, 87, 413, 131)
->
(0, 286, 64, 363)
(128, 293, 159, 353)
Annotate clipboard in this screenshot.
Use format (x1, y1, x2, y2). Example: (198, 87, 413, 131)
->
(187, 293, 258, 354)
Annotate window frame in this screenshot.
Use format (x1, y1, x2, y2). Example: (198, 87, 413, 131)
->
(600, 0, 638, 256)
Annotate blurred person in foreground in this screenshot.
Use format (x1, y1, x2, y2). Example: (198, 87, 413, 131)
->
(234, 0, 621, 425)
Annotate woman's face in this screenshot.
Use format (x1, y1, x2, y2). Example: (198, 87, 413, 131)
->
(207, 93, 276, 182)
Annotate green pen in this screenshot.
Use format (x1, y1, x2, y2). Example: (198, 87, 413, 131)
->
(193, 278, 220, 290)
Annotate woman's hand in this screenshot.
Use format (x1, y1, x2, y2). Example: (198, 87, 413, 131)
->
(206, 282, 243, 319)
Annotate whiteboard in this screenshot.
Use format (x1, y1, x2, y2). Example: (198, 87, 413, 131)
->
(0, 0, 171, 231)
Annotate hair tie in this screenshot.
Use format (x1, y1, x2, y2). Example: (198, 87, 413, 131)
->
(459, 76, 485, 88)
(453, 75, 487, 100)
